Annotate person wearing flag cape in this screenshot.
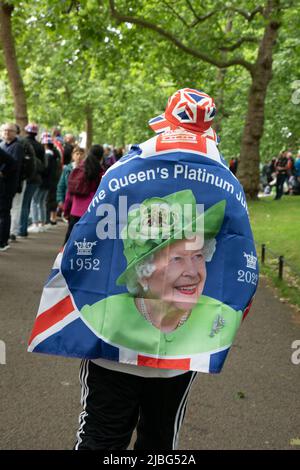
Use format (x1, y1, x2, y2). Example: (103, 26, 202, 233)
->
(28, 88, 258, 450)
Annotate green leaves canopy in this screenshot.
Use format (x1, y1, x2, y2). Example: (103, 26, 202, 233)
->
(0, 0, 299, 160)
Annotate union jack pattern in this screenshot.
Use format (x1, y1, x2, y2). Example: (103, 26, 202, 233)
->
(28, 249, 80, 353)
(149, 88, 217, 138)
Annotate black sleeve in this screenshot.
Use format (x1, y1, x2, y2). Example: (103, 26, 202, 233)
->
(0, 147, 16, 175)
(14, 142, 25, 174)
(40, 145, 46, 167)
(23, 139, 36, 158)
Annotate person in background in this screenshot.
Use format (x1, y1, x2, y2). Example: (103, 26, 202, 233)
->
(45, 136, 61, 226)
(229, 157, 238, 175)
(29, 133, 58, 232)
(52, 127, 64, 164)
(103, 144, 116, 169)
(113, 147, 124, 161)
(286, 150, 295, 177)
(0, 123, 24, 245)
(295, 152, 300, 180)
(268, 157, 277, 178)
(8, 124, 36, 240)
(56, 146, 85, 214)
(63, 134, 76, 166)
(0, 146, 17, 251)
(274, 151, 289, 200)
(19, 123, 45, 237)
(24, 123, 45, 168)
(64, 144, 105, 243)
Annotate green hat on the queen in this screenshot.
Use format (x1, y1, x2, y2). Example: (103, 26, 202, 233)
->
(116, 190, 226, 285)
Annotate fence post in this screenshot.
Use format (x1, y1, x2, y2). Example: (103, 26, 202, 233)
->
(261, 244, 266, 264)
(279, 256, 284, 279)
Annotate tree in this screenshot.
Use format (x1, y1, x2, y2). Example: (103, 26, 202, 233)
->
(0, 1, 28, 129)
(1, 0, 297, 169)
(108, 0, 282, 198)
(9, 0, 108, 146)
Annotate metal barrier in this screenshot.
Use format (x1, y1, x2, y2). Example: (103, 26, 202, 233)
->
(261, 244, 300, 281)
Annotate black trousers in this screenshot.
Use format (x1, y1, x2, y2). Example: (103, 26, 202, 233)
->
(74, 360, 197, 450)
(0, 189, 14, 246)
(275, 173, 287, 199)
(64, 215, 80, 244)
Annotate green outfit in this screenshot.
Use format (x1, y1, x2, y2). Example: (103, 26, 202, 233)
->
(56, 162, 73, 203)
(81, 294, 242, 357)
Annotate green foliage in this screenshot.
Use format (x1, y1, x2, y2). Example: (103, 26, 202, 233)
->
(0, 0, 299, 161)
(248, 196, 300, 267)
(248, 196, 300, 309)
(262, 8, 300, 159)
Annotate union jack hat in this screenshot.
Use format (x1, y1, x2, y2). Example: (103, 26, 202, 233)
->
(149, 88, 218, 143)
(24, 123, 39, 134)
(41, 132, 53, 144)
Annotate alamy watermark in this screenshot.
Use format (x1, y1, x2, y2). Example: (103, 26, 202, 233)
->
(94, 197, 205, 246)
(0, 340, 6, 365)
(291, 340, 300, 365)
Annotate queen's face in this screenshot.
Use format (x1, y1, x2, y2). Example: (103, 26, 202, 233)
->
(144, 236, 206, 312)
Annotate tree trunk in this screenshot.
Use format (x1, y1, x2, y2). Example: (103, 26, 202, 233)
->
(85, 105, 93, 150)
(238, 2, 280, 199)
(0, 2, 28, 131)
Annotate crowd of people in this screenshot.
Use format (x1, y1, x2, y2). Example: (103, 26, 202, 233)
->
(260, 150, 300, 199)
(0, 122, 124, 252)
(2, 122, 299, 253)
(228, 150, 300, 200)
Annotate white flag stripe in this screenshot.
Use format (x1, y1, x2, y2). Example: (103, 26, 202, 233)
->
(53, 252, 63, 269)
(190, 345, 230, 372)
(46, 271, 67, 288)
(37, 286, 70, 317)
(119, 347, 138, 365)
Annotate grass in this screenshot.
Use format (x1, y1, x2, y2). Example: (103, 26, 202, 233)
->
(247, 195, 300, 309)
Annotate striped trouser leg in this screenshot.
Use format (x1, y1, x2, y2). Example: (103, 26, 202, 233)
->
(134, 371, 198, 450)
(74, 359, 90, 450)
(74, 361, 140, 450)
(172, 371, 198, 450)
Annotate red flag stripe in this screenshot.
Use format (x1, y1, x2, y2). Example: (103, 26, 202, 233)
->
(156, 132, 207, 154)
(28, 296, 74, 345)
(137, 355, 190, 370)
(242, 299, 253, 321)
(151, 121, 169, 132)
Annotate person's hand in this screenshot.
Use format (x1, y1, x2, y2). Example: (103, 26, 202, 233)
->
(58, 202, 64, 211)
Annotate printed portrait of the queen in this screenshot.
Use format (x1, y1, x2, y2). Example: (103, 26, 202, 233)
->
(80, 190, 244, 358)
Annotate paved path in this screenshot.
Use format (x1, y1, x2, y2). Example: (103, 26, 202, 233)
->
(0, 223, 299, 450)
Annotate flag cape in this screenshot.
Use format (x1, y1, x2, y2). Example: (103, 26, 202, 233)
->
(28, 129, 258, 373)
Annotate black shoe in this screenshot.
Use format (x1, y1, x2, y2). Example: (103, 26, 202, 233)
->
(10, 234, 17, 241)
(0, 244, 10, 252)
